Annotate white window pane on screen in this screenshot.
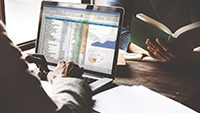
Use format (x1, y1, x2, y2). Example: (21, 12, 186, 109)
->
(5, 0, 81, 45)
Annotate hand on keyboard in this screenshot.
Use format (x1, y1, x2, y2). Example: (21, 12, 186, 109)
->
(47, 61, 84, 84)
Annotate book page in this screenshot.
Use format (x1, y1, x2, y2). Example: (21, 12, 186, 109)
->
(136, 13, 172, 35)
(124, 52, 143, 60)
(119, 49, 143, 61)
(174, 21, 200, 38)
(117, 53, 126, 65)
(142, 56, 162, 62)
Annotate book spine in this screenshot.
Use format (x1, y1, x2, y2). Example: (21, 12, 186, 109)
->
(167, 35, 171, 43)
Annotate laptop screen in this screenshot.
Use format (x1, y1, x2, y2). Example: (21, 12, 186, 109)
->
(36, 2, 123, 75)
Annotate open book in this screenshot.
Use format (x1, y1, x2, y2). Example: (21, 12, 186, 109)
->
(130, 13, 200, 52)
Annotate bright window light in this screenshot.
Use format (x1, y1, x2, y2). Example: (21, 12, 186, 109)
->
(5, 0, 81, 45)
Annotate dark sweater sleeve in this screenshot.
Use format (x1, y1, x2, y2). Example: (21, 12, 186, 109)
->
(0, 20, 93, 113)
(50, 78, 94, 113)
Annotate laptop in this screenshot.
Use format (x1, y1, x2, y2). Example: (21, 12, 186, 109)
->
(35, 1, 124, 91)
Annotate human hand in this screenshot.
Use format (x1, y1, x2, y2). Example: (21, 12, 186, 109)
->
(24, 53, 50, 72)
(47, 61, 84, 84)
(146, 38, 194, 64)
(24, 53, 50, 78)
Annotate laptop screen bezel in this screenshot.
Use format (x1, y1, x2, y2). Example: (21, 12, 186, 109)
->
(35, 1, 124, 79)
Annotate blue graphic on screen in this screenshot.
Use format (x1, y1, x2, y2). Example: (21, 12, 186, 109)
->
(89, 31, 117, 49)
(91, 40, 116, 49)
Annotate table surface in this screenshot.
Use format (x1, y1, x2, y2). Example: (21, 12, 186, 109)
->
(22, 49, 200, 112)
(114, 60, 200, 103)
(93, 60, 200, 112)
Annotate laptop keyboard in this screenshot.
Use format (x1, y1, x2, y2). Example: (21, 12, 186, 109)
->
(81, 76, 98, 84)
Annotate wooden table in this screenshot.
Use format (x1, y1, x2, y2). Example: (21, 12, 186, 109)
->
(94, 60, 200, 112)
(23, 49, 200, 112)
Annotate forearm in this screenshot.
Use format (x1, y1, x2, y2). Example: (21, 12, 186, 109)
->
(51, 78, 93, 113)
(1, 71, 93, 113)
(0, 19, 93, 113)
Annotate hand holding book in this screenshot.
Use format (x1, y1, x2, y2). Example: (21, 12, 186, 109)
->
(145, 37, 194, 63)
(129, 13, 200, 63)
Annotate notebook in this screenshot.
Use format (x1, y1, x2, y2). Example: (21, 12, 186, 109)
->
(35, 1, 124, 91)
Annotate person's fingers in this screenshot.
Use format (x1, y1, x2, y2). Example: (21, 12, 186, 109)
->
(156, 38, 176, 58)
(146, 38, 172, 62)
(147, 51, 157, 58)
(56, 60, 68, 77)
(26, 56, 42, 69)
(51, 61, 84, 78)
(66, 61, 74, 70)
(25, 54, 41, 64)
(156, 38, 169, 51)
(57, 60, 67, 68)
(60, 66, 67, 77)
(67, 64, 79, 77)
(32, 54, 50, 72)
(147, 46, 168, 62)
(24, 53, 50, 72)
(60, 61, 83, 77)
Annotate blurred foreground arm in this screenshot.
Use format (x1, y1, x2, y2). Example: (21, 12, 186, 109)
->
(0, 20, 93, 113)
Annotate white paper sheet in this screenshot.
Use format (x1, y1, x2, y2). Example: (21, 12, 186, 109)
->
(92, 85, 197, 113)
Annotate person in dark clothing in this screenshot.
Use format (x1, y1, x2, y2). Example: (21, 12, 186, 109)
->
(106, 0, 200, 64)
(0, 20, 93, 113)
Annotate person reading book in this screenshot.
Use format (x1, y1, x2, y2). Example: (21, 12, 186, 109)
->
(106, 0, 200, 65)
